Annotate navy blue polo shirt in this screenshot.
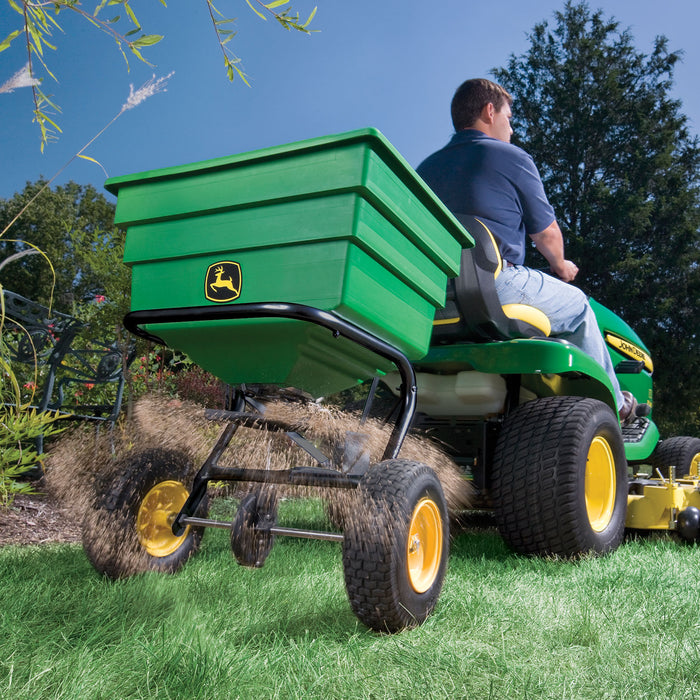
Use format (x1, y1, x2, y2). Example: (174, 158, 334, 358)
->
(416, 129, 555, 265)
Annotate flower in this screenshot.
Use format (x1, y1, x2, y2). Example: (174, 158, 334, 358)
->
(95, 294, 106, 303)
(0, 64, 40, 94)
(122, 72, 174, 111)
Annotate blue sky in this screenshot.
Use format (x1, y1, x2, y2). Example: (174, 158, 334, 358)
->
(1, 0, 698, 202)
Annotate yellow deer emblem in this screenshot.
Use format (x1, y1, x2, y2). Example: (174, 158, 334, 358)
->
(204, 261, 242, 302)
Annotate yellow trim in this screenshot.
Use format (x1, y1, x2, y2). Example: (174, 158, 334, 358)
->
(136, 480, 190, 557)
(474, 217, 503, 281)
(406, 497, 443, 593)
(432, 317, 461, 326)
(585, 436, 616, 532)
(605, 333, 653, 373)
(502, 303, 551, 336)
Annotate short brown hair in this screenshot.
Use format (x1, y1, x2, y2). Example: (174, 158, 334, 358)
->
(451, 78, 513, 131)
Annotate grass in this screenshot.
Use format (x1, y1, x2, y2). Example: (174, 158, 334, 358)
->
(2, 499, 700, 699)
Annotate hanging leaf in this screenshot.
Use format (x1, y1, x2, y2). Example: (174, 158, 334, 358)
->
(77, 154, 108, 176)
(302, 6, 317, 29)
(0, 29, 23, 53)
(131, 34, 163, 48)
(245, 0, 266, 20)
(123, 2, 138, 27)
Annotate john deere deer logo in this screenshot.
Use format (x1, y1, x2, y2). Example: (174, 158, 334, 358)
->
(205, 261, 242, 302)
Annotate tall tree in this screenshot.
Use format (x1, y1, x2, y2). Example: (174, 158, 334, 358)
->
(0, 181, 118, 311)
(493, 1, 700, 436)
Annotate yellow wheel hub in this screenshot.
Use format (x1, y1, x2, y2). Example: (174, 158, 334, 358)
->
(688, 453, 700, 478)
(136, 480, 190, 557)
(406, 497, 443, 593)
(585, 436, 616, 532)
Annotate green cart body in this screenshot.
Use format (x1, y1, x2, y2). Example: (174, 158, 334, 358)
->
(106, 128, 471, 396)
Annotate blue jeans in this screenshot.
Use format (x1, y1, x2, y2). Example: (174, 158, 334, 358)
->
(495, 265, 625, 409)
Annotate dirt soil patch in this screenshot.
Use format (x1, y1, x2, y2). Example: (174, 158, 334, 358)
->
(0, 489, 81, 546)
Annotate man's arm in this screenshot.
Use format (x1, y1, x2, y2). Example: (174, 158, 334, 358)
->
(529, 220, 579, 282)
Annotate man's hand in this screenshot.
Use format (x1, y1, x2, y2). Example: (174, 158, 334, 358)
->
(550, 259, 579, 282)
(530, 221, 578, 282)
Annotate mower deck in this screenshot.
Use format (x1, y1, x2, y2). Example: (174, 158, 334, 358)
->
(627, 472, 700, 536)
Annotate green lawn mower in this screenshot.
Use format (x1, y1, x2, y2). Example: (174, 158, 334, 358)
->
(84, 128, 700, 633)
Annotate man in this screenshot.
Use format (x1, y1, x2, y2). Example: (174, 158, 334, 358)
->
(417, 78, 637, 423)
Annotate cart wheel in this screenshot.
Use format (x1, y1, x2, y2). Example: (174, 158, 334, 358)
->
(492, 396, 627, 557)
(650, 436, 700, 479)
(231, 490, 278, 568)
(82, 448, 207, 579)
(342, 459, 449, 632)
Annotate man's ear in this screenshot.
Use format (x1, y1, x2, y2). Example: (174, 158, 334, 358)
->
(481, 102, 495, 124)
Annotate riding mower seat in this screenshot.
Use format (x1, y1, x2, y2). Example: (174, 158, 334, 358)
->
(431, 214, 551, 344)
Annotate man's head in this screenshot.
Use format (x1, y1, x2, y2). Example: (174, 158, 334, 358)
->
(451, 78, 513, 142)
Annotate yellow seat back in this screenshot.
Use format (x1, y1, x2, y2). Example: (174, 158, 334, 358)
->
(502, 304, 551, 337)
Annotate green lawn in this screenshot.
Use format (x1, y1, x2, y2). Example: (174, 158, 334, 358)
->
(1, 499, 700, 699)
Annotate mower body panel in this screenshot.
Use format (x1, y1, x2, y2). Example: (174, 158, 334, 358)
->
(417, 337, 617, 410)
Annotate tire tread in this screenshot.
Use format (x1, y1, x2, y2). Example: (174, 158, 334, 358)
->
(492, 397, 626, 557)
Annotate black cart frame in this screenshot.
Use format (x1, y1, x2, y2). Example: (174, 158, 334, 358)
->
(124, 301, 417, 539)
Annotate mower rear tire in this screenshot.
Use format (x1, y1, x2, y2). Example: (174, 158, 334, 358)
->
(82, 448, 207, 579)
(492, 396, 627, 557)
(650, 436, 700, 479)
(342, 460, 449, 632)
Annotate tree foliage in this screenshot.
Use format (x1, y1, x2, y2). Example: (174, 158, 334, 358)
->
(0, 181, 121, 313)
(493, 1, 700, 436)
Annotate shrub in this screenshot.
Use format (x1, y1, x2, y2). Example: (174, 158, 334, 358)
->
(174, 364, 228, 408)
(0, 406, 65, 508)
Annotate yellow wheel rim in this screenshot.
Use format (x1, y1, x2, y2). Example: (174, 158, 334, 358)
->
(406, 497, 443, 594)
(688, 453, 700, 478)
(136, 480, 190, 557)
(585, 436, 616, 532)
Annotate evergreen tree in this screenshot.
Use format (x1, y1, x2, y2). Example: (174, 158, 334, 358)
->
(493, 1, 700, 435)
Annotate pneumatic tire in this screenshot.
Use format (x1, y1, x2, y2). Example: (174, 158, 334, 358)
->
(492, 396, 627, 557)
(342, 460, 449, 633)
(82, 448, 207, 579)
(649, 436, 700, 479)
